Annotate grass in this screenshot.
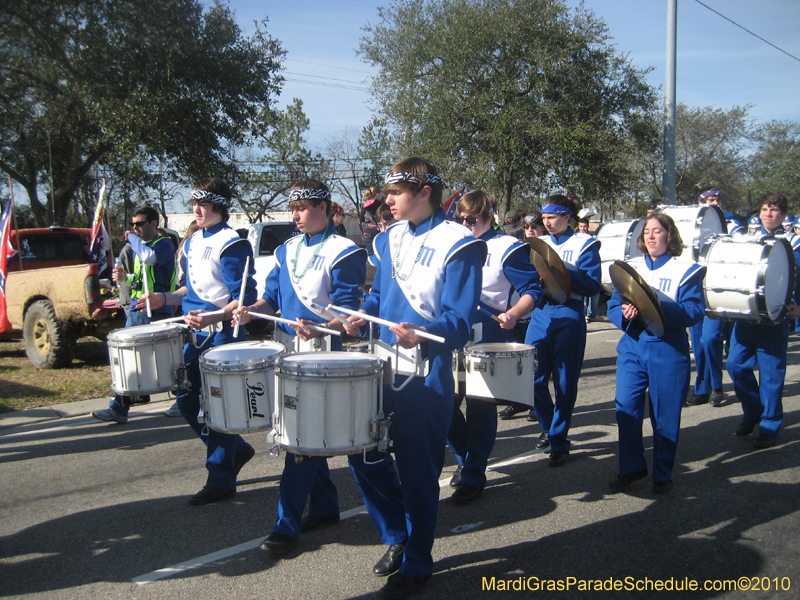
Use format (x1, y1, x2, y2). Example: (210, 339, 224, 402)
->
(0, 338, 112, 412)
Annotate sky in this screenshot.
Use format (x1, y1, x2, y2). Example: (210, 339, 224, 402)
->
(225, 0, 800, 147)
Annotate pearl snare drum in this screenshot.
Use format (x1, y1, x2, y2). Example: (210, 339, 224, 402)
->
(199, 341, 285, 433)
(108, 322, 185, 396)
(464, 343, 537, 405)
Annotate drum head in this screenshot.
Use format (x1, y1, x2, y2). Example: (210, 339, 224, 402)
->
(465, 343, 536, 358)
(109, 322, 183, 341)
(201, 341, 285, 367)
(609, 260, 666, 337)
(764, 239, 793, 321)
(278, 351, 384, 375)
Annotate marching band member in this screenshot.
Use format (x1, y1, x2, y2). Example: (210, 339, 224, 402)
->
(728, 193, 800, 448)
(234, 180, 366, 555)
(607, 214, 705, 493)
(526, 195, 601, 465)
(344, 157, 486, 599)
(747, 215, 762, 235)
(143, 178, 257, 505)
(446, 190, 542, 504)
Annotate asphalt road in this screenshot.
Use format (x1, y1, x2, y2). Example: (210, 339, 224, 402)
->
(1, 321, 799, 600)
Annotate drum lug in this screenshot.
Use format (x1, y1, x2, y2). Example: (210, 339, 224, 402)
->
(266, 428, 281, 457)
(490, 360, 494, 377)
(518, 358, 523, 376)
(377, 411, 394, 452)
(177, 365, 190, 390)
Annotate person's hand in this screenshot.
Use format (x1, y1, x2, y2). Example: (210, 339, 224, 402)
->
(621, 302, 639, 321)
(233, 305, 254, 326)
(183, 309, 219, 330)
(497, 312, 518, 330)
(391, 322, 422, 349)
(787, 304, 800, 320)
(344, 313, 366, 336)
(291, 318, 325, 341)
(112, 267, 125, 283)
(139, 292, 165, 310)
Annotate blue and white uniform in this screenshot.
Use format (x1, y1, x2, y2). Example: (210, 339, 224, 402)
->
(348, 210, 486, 578)
(262, 222, 366, 540)
(525, 228, 601, 453)
(447, 230, 542, 491)
(608, 255, 705, 482)
(727, 227, 800, 440)
(177, 222, 257, 490)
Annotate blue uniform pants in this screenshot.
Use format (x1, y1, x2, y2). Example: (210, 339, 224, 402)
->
(615, 336, 690, 482)
(447, 396, 497, 490)
(526, 303, 586, 453)
(177, 332, 247, 490)
(726, 320, 789, 438)
(348, 362, 454, 578)
(691, 316, 726, 395)
(273, 454, 339, 539)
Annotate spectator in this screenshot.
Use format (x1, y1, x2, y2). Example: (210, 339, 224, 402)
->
(502, 210, 523, 240)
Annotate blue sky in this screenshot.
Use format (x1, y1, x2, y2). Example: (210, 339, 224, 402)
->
(227, 0, 800, 145)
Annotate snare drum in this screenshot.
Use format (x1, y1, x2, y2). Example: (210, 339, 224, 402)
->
(702, 236, 795, 324)
(657, 205, 726, 261)
(199, 341, 285, 434)
(274, 352, 383, 456)
(107, 323, 185, 396)
(596, 220, 645, 294)
(463, 343, 537, 405)
(274, 327, 331, 353)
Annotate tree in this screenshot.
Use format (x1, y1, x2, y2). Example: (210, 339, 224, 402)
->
(236, 98, 327, 223)
(359, 0, 657, 214)
(639, 104, 753, 212)
(0, 0, 284, 226)
(325, 118, 395, 221)
(748, 120, 800, 211)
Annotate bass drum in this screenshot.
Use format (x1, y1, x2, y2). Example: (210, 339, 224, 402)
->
(595, 220, 644, 295)
(657, 205, 727, 261)
(702, 236, 795, 324)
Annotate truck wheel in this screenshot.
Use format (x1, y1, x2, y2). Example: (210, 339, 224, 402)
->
(23, 300, 75, 369)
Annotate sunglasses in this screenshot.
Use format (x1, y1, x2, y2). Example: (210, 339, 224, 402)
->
(130, 220, 149, 227)
(458, 216, 479, 226)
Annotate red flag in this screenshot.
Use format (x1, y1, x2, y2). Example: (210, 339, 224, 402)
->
(88, 181, 110, 268)
(0, 197, 17, 330)
(443, 186, 468, 221)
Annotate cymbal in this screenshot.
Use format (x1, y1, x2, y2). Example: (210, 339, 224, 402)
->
(528, 237, 571, 304)
(609, 260, 666, 337)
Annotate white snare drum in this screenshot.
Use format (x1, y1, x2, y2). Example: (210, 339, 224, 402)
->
(199, 341, 285, 434)
(274, 352, 384, 456)
(596, 220, 645, 294)
(464, 343, 537, 405)
(107, 323, 185, 396)
(702, 236, 795, 324)
(370, 338, 429, 379)
(657, 205, 726, 261)
(274, 326, 331, 353)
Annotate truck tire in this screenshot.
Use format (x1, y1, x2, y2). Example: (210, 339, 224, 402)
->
(23, 300, 76, 369)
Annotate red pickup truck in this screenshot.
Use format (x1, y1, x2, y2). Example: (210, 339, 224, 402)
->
(1, 227, 123, 368)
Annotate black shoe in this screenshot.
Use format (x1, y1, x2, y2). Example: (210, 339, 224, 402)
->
(609, 469, 648, 493)
(260, 531, 298, 555)
(548, 451, 569, 467)
(188, 486, 236, 506)
(735, 419, 759, 436)
(535, 432, 550, 449)
(451, 484, 482, 505)
(526, 411, 537, 422)
(652, 480, 673, 494)
(709, 389, 725, 407)
(449, 465, 462, 488)
(234, 443, 255, 476)
(379, 572, 431, 599)
(753, 433, 777, 449)
(301, 512, 340, 532)
(373, 543, 406, 577)
(685, 392, 709, 406)
(498, 404, 526, 420)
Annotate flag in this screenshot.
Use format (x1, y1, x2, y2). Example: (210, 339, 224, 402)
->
(442, 186, 468, 222)
(1, 197, 17, 330)
(88, 181, 110, 268)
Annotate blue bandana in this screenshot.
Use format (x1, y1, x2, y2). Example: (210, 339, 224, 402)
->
(541, 203, 572, 216)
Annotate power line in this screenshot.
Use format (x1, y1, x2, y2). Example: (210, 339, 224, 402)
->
(284, 71, 370, 85)
(693, 0, 800, 64)
(284, 77, 370, 91)
(285, 58, 374, 75)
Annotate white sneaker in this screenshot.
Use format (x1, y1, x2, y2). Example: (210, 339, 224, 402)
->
(164, 402, 182, 417)
(91, 407, 128, 424)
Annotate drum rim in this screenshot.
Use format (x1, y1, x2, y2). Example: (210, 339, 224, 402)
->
(200, 341, 286, 368)
(277, 351, 384, 370)
(108, 323, 184, 343)
(465, 342, 537, 358)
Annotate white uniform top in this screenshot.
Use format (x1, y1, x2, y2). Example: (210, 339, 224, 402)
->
(378, 220, 477, 322)
(543, 231, 599, 299)
(186, 227, 242, 307)
(628, 256, 700, 305)
(481, 234, 526, 310)
(284, 233, 362, 318)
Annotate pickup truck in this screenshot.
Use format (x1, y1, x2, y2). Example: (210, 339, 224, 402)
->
(0, 227, 123, 368)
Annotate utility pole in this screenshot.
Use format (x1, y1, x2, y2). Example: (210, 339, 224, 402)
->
(662, 0, 678, 204)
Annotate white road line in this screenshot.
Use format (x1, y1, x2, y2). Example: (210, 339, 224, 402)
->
(133, 447, 544, 584)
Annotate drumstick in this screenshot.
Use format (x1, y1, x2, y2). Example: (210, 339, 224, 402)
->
(157, 309, 226, 325)
(327, 304, 446, 344)
(477, 305, 502, 323)
(142, 266, 152, 318)
(311, 302, 351, 328)
(233, 256, 250, 338)
(247, 311, 342, 336)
